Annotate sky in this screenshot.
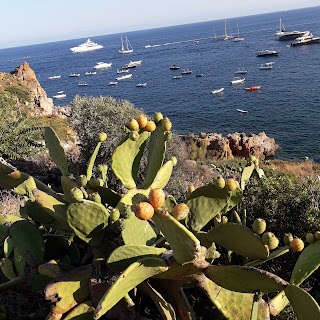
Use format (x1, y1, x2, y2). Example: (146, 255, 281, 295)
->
(1, 0, 319, 49)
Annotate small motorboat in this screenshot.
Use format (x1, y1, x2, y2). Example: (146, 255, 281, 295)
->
(116, 74, 132, 81)
(245, 86, 261, 91)
(69, 73, 80, 77)
(48, 75, 61, 79)
(94, 62, 112, 69)
(235, 68, 248, 74)
(136, 83, 147, 87)
(181, 68, 192, 74)
(237, 109, 248, 113)
(85, 71, 97, 76)
(231, 77, 245, 84)
(117, 69, 130, 74)
(195, 73, 204, 77)
(211, 88, 224, 94)
(78, 81, 88, 86)
(172, 75, 182, 79)
(170, 65, 180, 70)
(260, 63, 273, 70)
(256, 50, 279, 57)
(53, 92, 66, 99)
(108, 81, 118, 86)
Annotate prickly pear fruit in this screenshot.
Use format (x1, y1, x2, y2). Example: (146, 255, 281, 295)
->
(137, 114, 148, 128)
(90, 192, 101, 204)
(171, 157, 177, 166)
(290, 238, 304, 252)
(154, 112, 163, 123)
(71, 188, 84, 202)
(98, 132, 107, 142)
(110, 208, 120, 222)
(149, 188, 165, 209)
(306, 232, 315, 244)
(129, 131, 140, 141)
(97, 164, 108, 182)
(121, 205, 132, 219)
(164, 132, 172, 141)
(38, 260, 61, 278)
(262, 232, 279, 250)
(249, 155, 259, 167)
(144, 120, 156, 132)
(134, 202, 154, 220)
(188, 184, 195, 195)
(171, 203, 189, 220)
(112, 218, 126, 232)
(88, 178, 103, 188)
(214, 213, 222, 226)
(314, 231, 320, 241)
(79, 175, 88, 187)
(252, 218, 267, 235)
(284, 233, 294, 245)
(224, 178, 237, 191)
(162, 117, 172, 132)
(128, 118, 139, 131)
(221, 216, 228, 224)
(214, 177, 225, 189)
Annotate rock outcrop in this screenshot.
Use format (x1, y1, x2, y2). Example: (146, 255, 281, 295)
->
(183, 131, 278, 160)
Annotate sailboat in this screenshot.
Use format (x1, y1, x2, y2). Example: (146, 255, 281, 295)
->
(223, 19, 234, 40)
(119, 36, 133, 54)
(233, 24, 244, 41)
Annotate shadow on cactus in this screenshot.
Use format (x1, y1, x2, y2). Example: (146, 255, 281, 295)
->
(0, 112, 319, 320)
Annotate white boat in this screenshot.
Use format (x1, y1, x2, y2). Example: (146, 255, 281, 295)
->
(127, 60, 142, 67)
(108, 81, 118, 85)
(172, 75, 182, 79)
(117, 69, 130, 74)
(231, 77, 245, 84)
(275, 18, 310, 41)
(223, 19, 234, 40)
(290, 33, 320, 46)
(69, 73, 80, 77)
(211, 88, 224, 94)
(70, 38, 103, 53)
(116, 74, 132, 81)
(119, 36, 133, 54)
(144, 44, 152, 48)
(235, 68, 248, 74)
(181, 68, 192, 75)
(232, 24, 244, 41)
(57, 91, 64, 94)
(237, 109, 248, 113)
(85, 71, 97, 76)
(48, 75, 61, 79)
(136, 83, 147, 87)
(94, 62, 112, 69)
(260, 63, 273, 70)
(256, 50, 279, 57)
(78, 81, 88, 86)
(53, 92, 67, 99)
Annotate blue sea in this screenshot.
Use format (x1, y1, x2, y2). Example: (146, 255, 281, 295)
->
(1, 6, 320, 162)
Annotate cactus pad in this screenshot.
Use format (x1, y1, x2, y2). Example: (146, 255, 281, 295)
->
(206, 223, 269, 260)
(86, 141, 103, 181)
(94, 257, 168, 319)
(0, 257, 16, 280)
(149, 158, 176, 190)
(205, 265, 288, 293)
(186, 184, 242, 232)
(63, 300, 94, 319)
(240, 162, 255, 190)
(94, 186, 121, 207)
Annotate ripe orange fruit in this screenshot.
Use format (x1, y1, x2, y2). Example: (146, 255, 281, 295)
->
(171, 203, 189, 220)
(290, 238, 304, 252)
(188, 184, 195, 195)
(134, 202, 155, 220)
(224, 178, 237, 191)
(137, 114, 148, 128)
(149, 188, 165, 209)
(128, 118, 139, 131)
(162, 117, 172, 132)
(144, 120, 156, 132)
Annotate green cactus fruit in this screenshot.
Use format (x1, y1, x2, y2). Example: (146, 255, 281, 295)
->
(171, 156, 177, 166)
(144, 120, 156, 132)
(121, 205, 132, 219)
(252, 218, 267, 234)
(137, 114, 148, 128)
(224, 178, 237, 191)
(214, 214, 222, 227)
(134, 202, 154, 220)
(215, 176, 226, 189)
(110, 208, 120, 222)
(162, 117, 172, 132)
(38, 260, 61, 278)
(71, 188, 84, 202)
(249, 155, 259, 167)
(171, 203, 189, 220)
(97, 164, 108, 182)
(98, 132, 107, 142)
(221, 216, 228, 224)
(154, 112, 164, 123)
(164, 132, 172, 141)
(89, 178, 103, 188)
(283, 233, 294, 245)
(290, 238, 304, 252)
(314, 231, 320, 241)
(149, 188, 165, 209)
(306, 232, 315, 244)
(90, 192, 101, 204)
(128, 118, 140, 131)
(129, 131, 140, 141)
(262, 232, 279, 250)
(112, 218, 126, 232)
(79, 175, 88, 187)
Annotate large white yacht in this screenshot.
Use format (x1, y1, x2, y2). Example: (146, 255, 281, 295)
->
(70, 38, 103, 53)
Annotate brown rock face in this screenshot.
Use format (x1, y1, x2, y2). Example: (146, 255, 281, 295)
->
(13, 61, 54, 115)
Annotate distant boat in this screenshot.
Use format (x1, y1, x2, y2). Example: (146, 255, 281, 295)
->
(116, 73, 132, 81)
(275, 18, 310, 41)
(144, 44, 152, 48)
(231, 77, 245, 84)
(119, 36, 133, 54)
(196, 73, 204, 77)
(235, 68, 248, 74)
(290, 33, 320, 46)
(127, 60, 142, 67)
(181, 68, 192, 75)
(94, 62, 112, 69)
(85, 71, 96, 76)
(232, 24, 244, 41)
(172, 75, 182, 79)
(256, 50, 279, 57)
(245, 86, 261, 91)
(70, 38, 103, 53)
(48, 75, 61, 79)
(223, 19, 234, 40)
(260, 63, 273, 70)
(136, 83, 147, 87)
(117, 69, 130, 74)
(237, 109, 248, 113)
(69, 73, 80, 77)
(78, 81, 88, 86)
(211, 88, 224, 94)
(53, 92, 66, 99)
(108, 81, 118, 86)
(170, 65, 180, 70)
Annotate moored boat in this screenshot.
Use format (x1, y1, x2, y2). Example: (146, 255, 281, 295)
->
(170, 65, 180, 70)
(69, 73, 80, 77)
(260, 63, 273, 70)
(48, 75, 61, 79)
(256, 50, 279, 57)
(172, 75, 182, 79)
(235, 68, 248, 74)
(108, 81, 118, 86)
(117, 69, 130, 74)
(116, 74, 132, 81)
(231, 77, 245, 84)
(136, 83, 147, 87)
(211, 88, 224, 94)
(53, 92, 66, 99)
(245, 86, 261, 91)
(275, 18, 310, 41)
(290, 34, 320, 46)
(237, 108, 248, 113)
(78, 81, 88, 86)
(85, 71, 96, 76)
(119, 36, 133, 54)
(70, 38, 103, 53)
(94, 62, 112, 69)
(181, 68, 192, 74)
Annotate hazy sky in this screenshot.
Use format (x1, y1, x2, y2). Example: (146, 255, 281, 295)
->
(1, 0, 319, 49)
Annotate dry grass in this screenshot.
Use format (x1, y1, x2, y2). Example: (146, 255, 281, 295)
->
(0, 190, 23, 218)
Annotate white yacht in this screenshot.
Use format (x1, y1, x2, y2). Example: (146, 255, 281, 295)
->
(231, 77, 245, 84)
(70, 38, 103, 53)
(119, 36, 133, 54)
(94, 62, 112, 69)
(116, 74, 132, 81)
